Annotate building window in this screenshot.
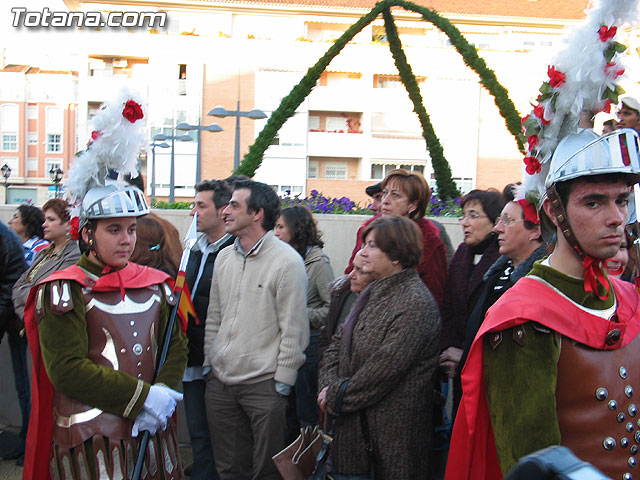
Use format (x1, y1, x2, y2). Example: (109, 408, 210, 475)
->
(46, 106, 63, 153)
(28, 132, 38, 145)
(326, 117, 347, 132)
(27, 158, 37, 171)
(46, 134, 62, 153)
(2, 134, 17, 151)
(308, 116, 320, 131)
(1, 104, 19, 152)
(46, 158, 62, 174)
(1, 157, 19, 177)
(28, 105, 38, 119)
(325, 161, 347, 180)
(371, 163, 425, 180)
(308, 161, 318, 179)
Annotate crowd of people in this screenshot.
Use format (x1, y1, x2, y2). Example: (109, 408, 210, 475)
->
(1, 93, 640, 480)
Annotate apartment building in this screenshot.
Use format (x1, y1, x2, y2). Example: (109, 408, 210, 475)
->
(0, 65, 77, 204)
(4, 0, 618, 205)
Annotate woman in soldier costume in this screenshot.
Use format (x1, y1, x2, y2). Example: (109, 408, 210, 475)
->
(22, 92, 188, 480)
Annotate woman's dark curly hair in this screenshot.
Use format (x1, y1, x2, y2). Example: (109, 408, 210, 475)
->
(17, 204, 45, 239)
(280, 206, 324, 258)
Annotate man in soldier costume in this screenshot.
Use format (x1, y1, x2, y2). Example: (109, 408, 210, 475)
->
(22, 93, 188, 480)
(446, 129, 640, 480)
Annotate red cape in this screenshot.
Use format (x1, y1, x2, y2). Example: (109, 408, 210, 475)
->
(445, 276, 640, 480)
(23, 262, 171, 480)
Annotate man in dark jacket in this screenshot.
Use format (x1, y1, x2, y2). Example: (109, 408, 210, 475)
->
(0, 221, 27, 463)
(183, 180, 234, 480)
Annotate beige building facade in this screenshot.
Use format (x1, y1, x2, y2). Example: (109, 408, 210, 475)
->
(4, 0, 635, 205)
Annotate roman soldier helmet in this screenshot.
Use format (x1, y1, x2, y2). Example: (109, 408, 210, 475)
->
(79, 185, 149, 230)
(543, 128, 640, 257)
(65, 89, 148, 231)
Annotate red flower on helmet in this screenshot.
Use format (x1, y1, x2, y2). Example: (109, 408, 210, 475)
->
(516, 199, 540, 224)
(533, 104, 550, 125)
(527, 135, 539, 152)
(547, 66, 566, 88)
(523, 156, 542, 175)
(69, 216, 80, 241)
(599, 25, 617, 42)
(122, 100, 144, 123)
(605, 62, 625, 78)
(91, 130, 102, 141)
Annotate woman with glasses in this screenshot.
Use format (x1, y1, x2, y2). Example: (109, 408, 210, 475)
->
(438, 189, 504, 411)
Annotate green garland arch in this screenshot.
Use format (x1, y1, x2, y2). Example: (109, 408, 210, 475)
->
(238, 0, 525, 200)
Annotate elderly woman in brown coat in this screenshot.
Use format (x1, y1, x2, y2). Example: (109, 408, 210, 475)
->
(318, 215, 441, 479)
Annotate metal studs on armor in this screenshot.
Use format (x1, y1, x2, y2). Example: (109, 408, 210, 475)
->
(596, 388, 609, 401)
(623, 438, 631, 448)
(130, 321, 135, 326)
(621, 366, 629, 379)
(137, 362, 142, 367)
(610, 400, 619, 410)
(604, 437, 617, 450)
(620, 413, 627, 423)
(627, 422, 635, 433)
(607, 329, 622, 345)
(624, 473, 633, 480)
(633, 445, 639, 455)
(628, 386, 635, 399)
(133, 344, 143, 356)
(631, 405, 638, 417)
(138, 374, 142, 378)
(630, 457, 637, 468)
(635, 431, 640, 443)
(120, 348, 126, 354)
(133, 332, 138, 337)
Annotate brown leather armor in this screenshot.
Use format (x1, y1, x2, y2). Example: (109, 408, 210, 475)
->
(47, 281, 181, 480)
(557, 331, 640, 480)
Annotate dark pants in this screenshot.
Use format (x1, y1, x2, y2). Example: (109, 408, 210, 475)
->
(285, 333, 319, 443)
(205, 375, 287, 480)
(184, 379, 220, 480)
(8, 330, 30, 449)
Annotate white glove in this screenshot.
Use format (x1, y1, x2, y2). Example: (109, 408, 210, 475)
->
(132, 410, 165, 436)
(143, 385, 183, 426)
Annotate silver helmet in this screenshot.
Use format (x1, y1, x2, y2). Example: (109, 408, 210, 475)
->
(545, 128, 640, 190)
(80, 185, 149, 230)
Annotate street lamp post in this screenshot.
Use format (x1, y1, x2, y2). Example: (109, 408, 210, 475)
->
(49, 166, 64, 198)
(149, 142, 169, 199)
(175, 122, 222, 184)
(153, 132, 193, 203)
(1, 163, 11, 204)
(208, 101, 267, 171)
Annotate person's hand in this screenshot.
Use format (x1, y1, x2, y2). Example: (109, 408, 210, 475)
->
(317, 386, 332, 414)
(275, 381, 291, 396)
(439, 347, 463, 379)
(132, 410, 164, 436)
(143, 385, 183, 427)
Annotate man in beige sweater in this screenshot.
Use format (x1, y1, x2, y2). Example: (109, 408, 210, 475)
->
(204, 179, 308, 480)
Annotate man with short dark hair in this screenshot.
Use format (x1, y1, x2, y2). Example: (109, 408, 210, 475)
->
(183, 179, 234, 480)
(447, 128, 640, 480)
(365, 181, 383, 214)
(617, 96, 640, 132)
(204, 180, 308, 480)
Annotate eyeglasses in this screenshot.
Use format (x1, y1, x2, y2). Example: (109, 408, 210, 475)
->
(458, 211, 488, 222)
(495, 215, 525, 227)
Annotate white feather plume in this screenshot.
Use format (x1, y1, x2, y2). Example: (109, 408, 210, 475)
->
(65, 89, 146, 202)
(521, 0, 639, 200)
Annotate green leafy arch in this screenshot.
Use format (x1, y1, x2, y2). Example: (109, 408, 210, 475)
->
(238, 0, 525, 200)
